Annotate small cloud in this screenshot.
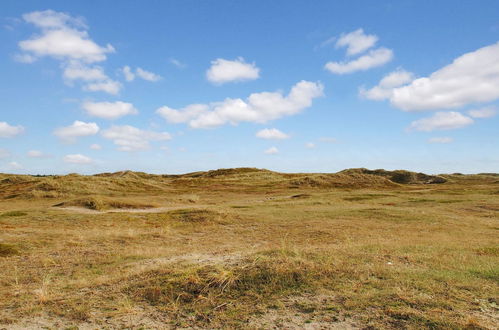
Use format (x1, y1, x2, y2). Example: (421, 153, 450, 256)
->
(54, 120, 99, 143)
(0, 122, 25, 138)
(318, 137, 338, 143)
(428, 137, 454, 144)
(336, 28, 378, 56)
(63, 154, 93, 164)
(101, 125, 171, 152)
(121, 65, 135, 81)
(325, 47, 393, 74)
(27, 150, 51, 158)
(408, 112, 473, 132)
(255, 128, 290, 140)
(359, 69, 414, 100)
(136, 67, 162, 82)
(264, 146, 279, 155)
(83, 80, 122, 95)
(89, 143, 102, 150)
(13, 53, 37, 63)
(82, 101, 138, 120)
(8, 161, 23, 170)
(305, 142, 316, 149)
(206, 57, 260, 84)
(468, 106, 497, 119)
(169, 58, 186, 68)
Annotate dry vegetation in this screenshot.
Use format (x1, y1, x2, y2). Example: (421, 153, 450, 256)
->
(0, 168, 497, 329)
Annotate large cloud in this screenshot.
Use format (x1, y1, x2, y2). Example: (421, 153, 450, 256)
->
(157, 80, 323, 128)
(101, 125, 171, 152)
(206, 57, 260, 84)
(389, 42, 499, 111)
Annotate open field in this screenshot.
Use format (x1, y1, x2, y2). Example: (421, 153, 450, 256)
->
(0, 168, 498, 329)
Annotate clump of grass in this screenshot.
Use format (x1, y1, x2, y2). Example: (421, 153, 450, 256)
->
(0, 243, 20, 257)
(0, 211, 27, 217)
(54, 197, 156, 211)
(166, 209, 231, 224)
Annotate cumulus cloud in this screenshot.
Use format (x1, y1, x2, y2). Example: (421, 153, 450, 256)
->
(27, 150, 51, 158)
(408, 112, 474, 132)
(101, 125, 171, 152)
(19, 10, 114, 63)
(54, 120, 99, 142)
(325, 47, 393, 74)
(0, 122, 24, 138)
(389, 42, 499, 111)
(360, 69, 414, 100)
(63, 154, 93, 164)
(428, 137, 454, 144)
(264, 146, 279, 155)
(18, 10, 119, 94)
(157, 80, 324, 128)
(256, 128, 290, 140)
(82, 101, 138, 120)
(336, 28, 378, 56)
(136, 68, 161, 81)
(206, 57, 260, 84)
(468, 106, 497, 119)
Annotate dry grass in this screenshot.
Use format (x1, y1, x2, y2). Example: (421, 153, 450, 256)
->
(0, 168, 497, 329)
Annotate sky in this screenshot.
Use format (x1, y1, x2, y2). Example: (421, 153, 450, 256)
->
(1, 0, 498, 175)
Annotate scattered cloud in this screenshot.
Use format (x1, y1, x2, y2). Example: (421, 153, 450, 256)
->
(8, 161, 23, 170)
(83, 80, 122, 95)
(256, 128, 290, 140)
(63, 154, 93, 164)
(136, 67, 161, 81)
(408, 112, 474, 132)
(325, 47, 393, 74)
(336, 28, 378, 56)
(264, 146, 279, 155)
(82, 101, 138, 120)
(63, 62, 107, 82)
(206, 57, 260, 84)
(389, 42, 499, 111)
(101, 125, 171, 152)
(157, 80, 324, 128)
(13, 53, 37, 63)
(0, 122, 25, 138)
(169, 58, 186, 68)
(27, 150, 51, 158)
(360, 69, 414, 100)
(305, 142, 316, 149)
(54, 120, 99, 142)
(428, 137, 454, 144)
(468, 106, 497, 119)
(122, 65, 135, 81)
(90, 143, 102, 150)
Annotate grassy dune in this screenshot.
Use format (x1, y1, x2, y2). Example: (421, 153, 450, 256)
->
(0, 168, 497, 329)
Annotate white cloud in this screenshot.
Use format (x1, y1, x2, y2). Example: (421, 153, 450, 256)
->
(8, 161, 23, 170)
(428, 137, 454, 144)
(13, 53, 37, 63)
(63, 154, 93, 164)
(0, 149, 11, 159)
(157, 80, 323, 128)
(136, 67, 161, 82)
(336, 28, 378, 56)
(305, 142, 316, 149)
(360, 69, 414, 100)
(169, 58, 186, 68)
(122, 65, 135, 81)
(408, 112, 474, 132)
(0, 122, 24, 138)
(83, 80, 121, 95)
(54, 120, 99, 142)
(90, 143, 102, 150)
(19, 10, 114, 63)
(63, 62, 107, 82)
(390, 42, 499, 111)
(325, 47, 393, 74)
(206, 57, 260, 84)
(468, 106, 497, 119)
(264, 146, 279, 155)
(256, 128, 290, 140)
(101, 125, 171, 152)
(27, 150, 51, 158)
(82, 101, 138, 120)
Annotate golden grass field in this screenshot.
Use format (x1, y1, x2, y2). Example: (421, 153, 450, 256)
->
(0, 168, 497, 329)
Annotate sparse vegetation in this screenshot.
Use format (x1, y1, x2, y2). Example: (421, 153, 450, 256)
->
(0, 168, 497, 329)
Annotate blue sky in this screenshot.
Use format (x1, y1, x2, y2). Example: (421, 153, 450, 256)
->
(1, 0, 498, 174)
